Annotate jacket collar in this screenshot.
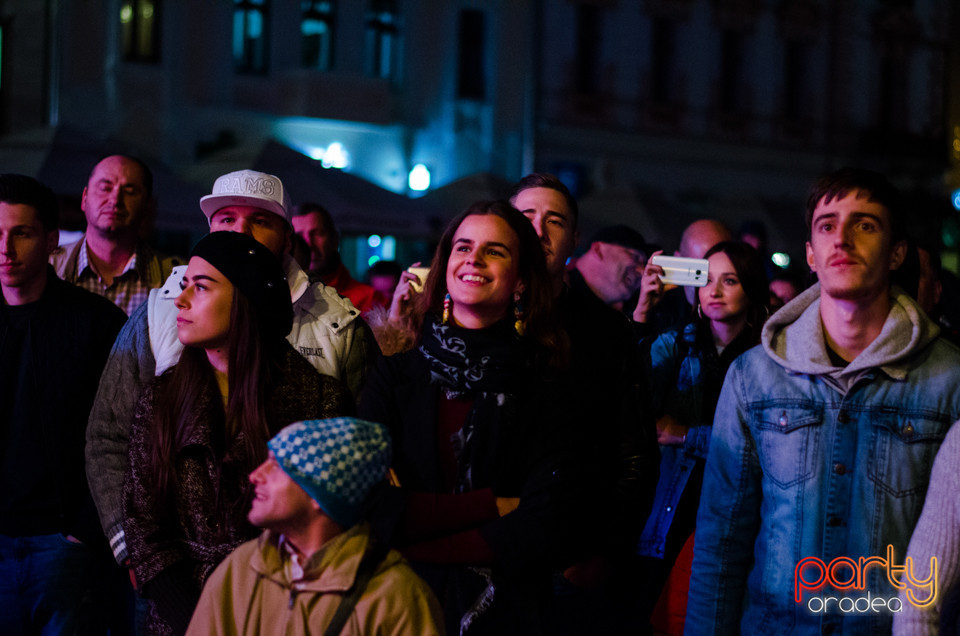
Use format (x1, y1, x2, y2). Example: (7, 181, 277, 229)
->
(250, 524, 375, 593)
(762, 282, 939, 381)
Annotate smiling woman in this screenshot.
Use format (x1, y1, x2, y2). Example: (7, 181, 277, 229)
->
(359, 201, 581, 635)
(122, 232, 351, 635)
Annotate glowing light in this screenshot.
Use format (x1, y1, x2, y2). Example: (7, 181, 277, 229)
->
(952, 190, 960, 212)
(772, 252, 791, 268)
(120, 4, 133, 22)
(408, 164, 431, 191)
(367, 234, 382, 248)
(367, 255, 381, 267)
(321, 142, 349, 169)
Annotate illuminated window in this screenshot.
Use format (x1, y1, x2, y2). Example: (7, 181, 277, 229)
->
(366, 0, 398, 79)
(234, 0, 269, 74)
(121, 0, 161, 63)
(302, 0, 335, 70)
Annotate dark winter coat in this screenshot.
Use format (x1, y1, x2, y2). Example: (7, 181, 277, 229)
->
(123, 343, 351, 634)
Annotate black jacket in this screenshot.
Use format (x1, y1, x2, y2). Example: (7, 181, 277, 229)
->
(359, 341, 581, 635)
(0, 268, 127, 546)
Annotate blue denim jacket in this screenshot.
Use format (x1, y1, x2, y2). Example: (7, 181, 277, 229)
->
(685, 286, 960, 635)
(637, 324, 711, 559)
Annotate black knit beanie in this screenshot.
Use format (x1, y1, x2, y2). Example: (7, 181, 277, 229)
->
(189, 231, 293, 339)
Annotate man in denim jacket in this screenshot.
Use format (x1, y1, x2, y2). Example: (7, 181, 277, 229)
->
(686, 168, 960, 635)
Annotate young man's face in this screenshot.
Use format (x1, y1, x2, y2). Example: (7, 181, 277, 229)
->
(0, 202, 58, 297)
(248, 453, 318, 531)
(209, 206, 290, 260)
(512, 187, 579, 284)
(805, 190, 905, 303)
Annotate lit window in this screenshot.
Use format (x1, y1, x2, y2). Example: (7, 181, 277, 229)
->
(302, 0, 335, 70)
(121, 0, 161, 63)
(234, 0, 269, 74)
(366, 0, 398, 79)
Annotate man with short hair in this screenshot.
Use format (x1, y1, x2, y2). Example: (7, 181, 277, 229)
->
(292, 202, 386, 313)
(0, 174, 127, 633)
(571, 225, 648, 310)
(685, 168, 960, 634)
(50, 154, 182, 315)
(186, 418, 443, 635)
(86, 170, 378, 571)
(510, 174, 658, 633)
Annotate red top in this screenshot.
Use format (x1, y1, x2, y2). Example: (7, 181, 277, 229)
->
(320, 263, 387, 314)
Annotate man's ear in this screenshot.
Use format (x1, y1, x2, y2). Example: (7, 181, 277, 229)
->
(805, 241, 816, 272)
(889, 239, 907, 271)
(590, 241, 605, 259)
(514, 280, 526, 296)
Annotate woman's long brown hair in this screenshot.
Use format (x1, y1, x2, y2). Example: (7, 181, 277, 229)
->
(146, 289, 280, 518)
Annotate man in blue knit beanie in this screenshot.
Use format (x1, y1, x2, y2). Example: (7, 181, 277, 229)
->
(187, 417, 444, 635)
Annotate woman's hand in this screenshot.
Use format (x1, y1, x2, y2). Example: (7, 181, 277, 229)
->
(388, 263, 425, 324)
(656, 414, 689, 446)
(633, 250, 673, 323)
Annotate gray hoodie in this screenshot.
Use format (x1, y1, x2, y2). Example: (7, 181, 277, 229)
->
(762, 282, 940, 393)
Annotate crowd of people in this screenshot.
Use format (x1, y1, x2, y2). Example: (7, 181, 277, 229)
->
(2, 155, 960, 636)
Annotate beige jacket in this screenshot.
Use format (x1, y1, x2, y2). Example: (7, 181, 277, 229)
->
(186, 524, 444, 636)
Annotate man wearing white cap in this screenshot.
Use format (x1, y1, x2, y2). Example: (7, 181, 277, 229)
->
(186, 418, 443, 635)
(85, 170, 379, 571)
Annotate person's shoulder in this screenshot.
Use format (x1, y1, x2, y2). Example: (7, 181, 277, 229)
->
(204, 535, 265, 586)
(561, 285, 633, 337)
(926, 334, 960, 360)
(48, 236, 84, 273)
(369, 547, 439, 602)
(296, 280, 363, 329)
(50, 274, 126, 321)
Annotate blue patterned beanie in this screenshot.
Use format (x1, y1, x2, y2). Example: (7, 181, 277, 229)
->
(267, 418, 391, 527)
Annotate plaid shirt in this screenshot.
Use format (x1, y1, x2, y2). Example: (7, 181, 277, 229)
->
(73, 241, 156, 316)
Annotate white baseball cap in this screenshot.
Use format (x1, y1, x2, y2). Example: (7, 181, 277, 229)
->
(199, 169, 291, 222)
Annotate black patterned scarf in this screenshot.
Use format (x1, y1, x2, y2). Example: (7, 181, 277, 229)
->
(419, 315, 529, 398)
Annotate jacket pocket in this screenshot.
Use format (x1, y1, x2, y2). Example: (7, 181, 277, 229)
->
(752, 403, 822, 489)
(868, 411, 949, 498)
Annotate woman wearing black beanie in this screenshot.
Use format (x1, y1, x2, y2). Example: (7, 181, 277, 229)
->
(122, 232, 351, 635)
